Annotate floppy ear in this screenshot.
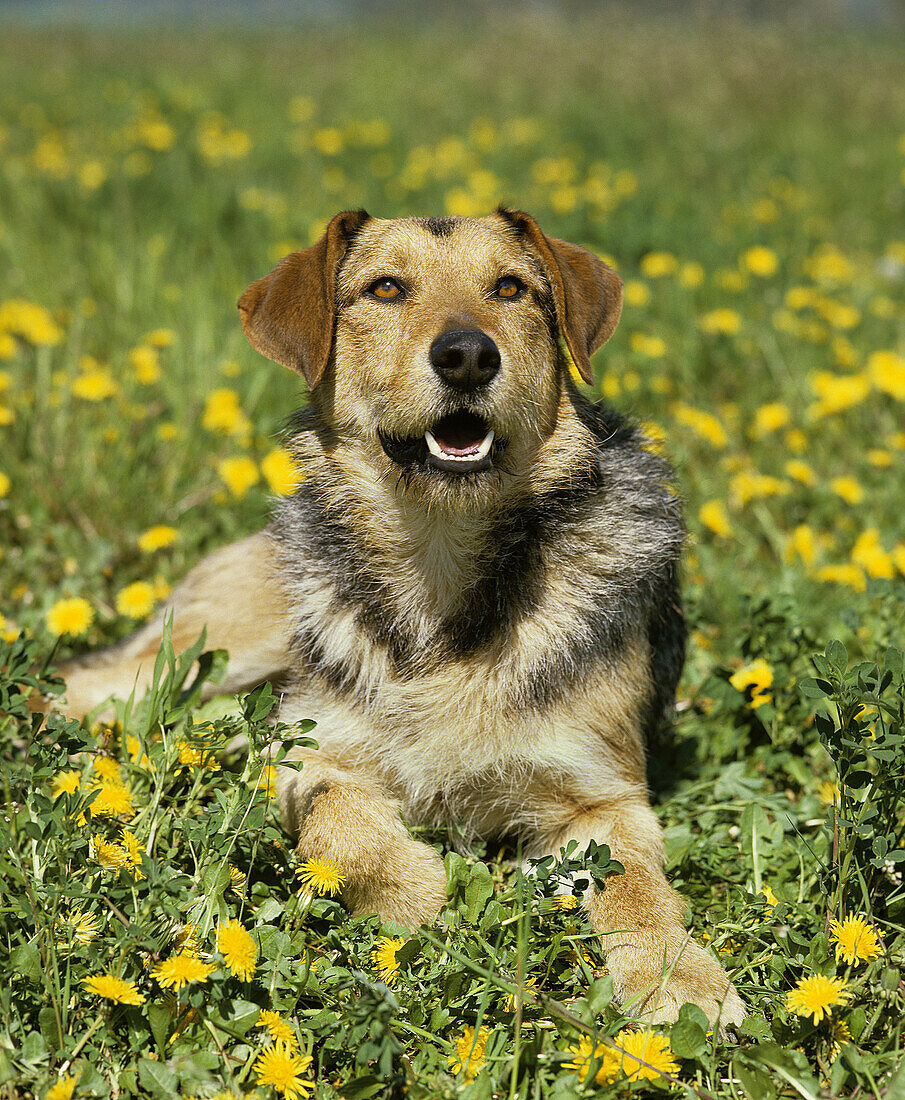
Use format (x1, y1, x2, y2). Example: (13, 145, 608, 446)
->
(237, 209, 371, 388)
(498, 207, 623, 384)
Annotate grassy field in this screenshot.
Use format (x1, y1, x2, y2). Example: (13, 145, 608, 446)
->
(2, 11, 905, 1098)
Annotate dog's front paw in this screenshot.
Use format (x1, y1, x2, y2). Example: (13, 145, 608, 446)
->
(607, 937, 746, 1035)
(349, 836, 448, 927)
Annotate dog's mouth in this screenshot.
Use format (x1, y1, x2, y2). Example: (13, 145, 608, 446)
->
(379, 411, 505, 473)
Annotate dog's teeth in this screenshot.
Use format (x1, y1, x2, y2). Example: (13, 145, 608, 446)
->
(425, 429, 495, 463)
(425, 431, 445, 459)
(474, 430, 494, 459)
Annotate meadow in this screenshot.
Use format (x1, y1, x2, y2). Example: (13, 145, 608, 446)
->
(1, 10, 905, 1098)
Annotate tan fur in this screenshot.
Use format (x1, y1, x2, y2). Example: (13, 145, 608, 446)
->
(49, 210, 744, 1030)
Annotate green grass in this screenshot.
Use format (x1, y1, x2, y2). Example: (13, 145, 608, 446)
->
(2, 11, 905, 1098)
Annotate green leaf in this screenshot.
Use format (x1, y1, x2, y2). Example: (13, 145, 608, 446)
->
(464, 861, 495, 922)
(10, 941, 43, 982)
(826, 639, 848, 671)
(147, 1001, 171, 1054)
(138, 1056, 179, 1097)
(670, 1003, 708, 1058)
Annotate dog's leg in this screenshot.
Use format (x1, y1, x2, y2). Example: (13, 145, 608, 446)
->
(51, 532, 291, 719)
(538, 796, 746, 1031)
(279, 749, 448, 927)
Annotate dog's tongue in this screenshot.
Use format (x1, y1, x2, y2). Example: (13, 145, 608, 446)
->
(432, 411, 488, 456)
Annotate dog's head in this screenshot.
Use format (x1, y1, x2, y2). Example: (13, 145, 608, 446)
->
(238, 208, 622, 500)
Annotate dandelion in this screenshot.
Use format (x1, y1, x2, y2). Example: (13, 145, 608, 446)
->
(218, 455, 259, 498)
(137, 525, 178, 552)
(679, 261, 705, 287)
(253, 1043, 314, 1098)
(46, 597, 94, 637)
(120, 830, 146, 878)
(786, 974, 850, 1024)
(45, 1072, 79, 1100)
(448, 1026, 490, 1081)
(760, 884, 778, 911)
(202, 388, 251, 435)
(699, 500, 732, 539)
(92, 835, 127, 872)
(71, 367, 118, 401)
(296, 858, 345, 897)
(729, 659, 773, 708)
(564, 1035, 617, 1084)
(830, 915, 881, 966)
(51, 770, 81, 799)
(217, 918, 258, 981)
(785, 459, 817, 486)
(129, 345, 160, 384)
(256, 1009, 297, 1048)
(851, 530, 894, 580)
(639, 251, 677, 278)
(750, 402, 790, 437)
(610, 1028, 680, 1082)
(623, 280, 650, 306)
(815, 563, 866, 591)
(787, 524, 818, 566)
(831, 476, 864, 505)
(116, 581, 155, 619)
(672, 403, 728, 448)
(90, 781, 134, 819)
(229, 864, 248, 895)
(0, 471, 9, 497)
(867, 349, 905, 400)
(153, 953, 215, 990)
(742, 245, 779, 277)
(699, 308, 741, 336)
(55, 906, 102, 945)
(83, 973, 146, 1005)
(172, 922, 202, 956)
(371, 936, 407, 985)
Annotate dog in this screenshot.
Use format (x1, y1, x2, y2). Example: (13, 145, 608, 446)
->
(52, 207, 745, 1029)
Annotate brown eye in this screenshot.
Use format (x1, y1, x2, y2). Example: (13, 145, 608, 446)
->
(368, 277, 404, 300)
(495, 276, 524, 300)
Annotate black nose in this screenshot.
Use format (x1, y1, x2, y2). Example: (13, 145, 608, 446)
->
(429, 329, 501, 392)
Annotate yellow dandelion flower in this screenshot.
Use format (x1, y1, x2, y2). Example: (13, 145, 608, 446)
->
(787, 524, 818, 566)
(729, 470, 789, 507)
(554, 893, 580, 911)
(55, 906, 102, 946)
(46, 597, 94, 637)
(173, 922, 202, 956)
(153, 953, 215, 990)
(120, 830, 146, 878)
(90, 781, 134, 819)
(639, 251, 677, 278)
(815, 563, 866, 591)
(229, 864, 248, 894)
(831, 476, 864, 505)
(51, 770, 81, 799)
(92, 756, 121, 782)
(830, 915, 881, 966)
(83, 973, 146, 1005)
(218, 455, 259, 498)
(137, 525, 178, 552)
(808, 371, 870, 419)
(71, 368, 118, 401)
(623, 279, 650, 306)
(611, 1028, 680, 1082)
(371, 936, 407, 985)
(672, 403, 728, 448)
(256, 1009, 297, 1048)
(699, 500, 732, 539)
(92, 835, 127, 872)
(202, 388, 251, 435)
(679, 261, 705, 287)
(699, 308, 741, 336)
(146, 328, 176, 347)
(448, 1026, 490, 1081)
(45, 1072, 79, 1100)
(742, 245, 779, 277)
(851, 530, 894, 580)
(786, 974, 849, 1024)
(174, 736, 221, 772)
(115, 581, 155, 619)
(253, 1043, 314, 1098)
(261, 447, 304, 495)
(867, 349, 905, 400)
(750, 402, 790, 437)
(564, 1035, 618, 1084)
(217, 918, 258, 981)
(785, 459, 817, 486)
(296, 858, 345, 897)
(729, 659, 773, 709)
